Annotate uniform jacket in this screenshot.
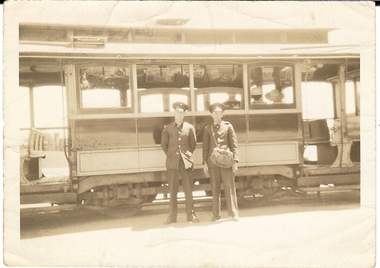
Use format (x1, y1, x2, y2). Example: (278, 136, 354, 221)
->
(202, 121, 239, 167)
(161, 121, 197, 170)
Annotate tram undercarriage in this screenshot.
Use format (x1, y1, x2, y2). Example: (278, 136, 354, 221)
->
(20, 160, 360, 216)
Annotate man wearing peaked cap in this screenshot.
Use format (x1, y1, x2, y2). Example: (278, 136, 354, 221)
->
(208, 102, 225, 113)
(161, 101, 199, 224)
(172, 101, 189, 111)
(202, 102, 240, 222)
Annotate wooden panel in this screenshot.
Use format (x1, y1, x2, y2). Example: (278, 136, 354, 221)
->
(195, 142, 297, 167)
(78, 149, 139, 175)
(248, 113, 299, 140)
(138, 148, 166, 170)
(75, 118, 137, 150)
(246, 141, 299, 165)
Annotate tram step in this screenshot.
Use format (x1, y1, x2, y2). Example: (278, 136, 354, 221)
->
(297, 185, 360, 192)
(303, 164, 360, 176)
(20, 192, 77, 205)
(297, 173, 359, 187)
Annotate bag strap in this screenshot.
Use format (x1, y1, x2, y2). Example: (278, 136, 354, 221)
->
(210, 126, 219, 147)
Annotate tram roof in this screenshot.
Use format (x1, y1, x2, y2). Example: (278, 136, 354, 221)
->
(19, 43, 361, 59)
(13, 1, 370, 32)
(15, 1, 369, 87)
(15, 1, 371, 54)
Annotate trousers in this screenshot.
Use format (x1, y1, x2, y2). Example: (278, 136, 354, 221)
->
(166, 159, 195, 221)
(209, 166, 239, 218)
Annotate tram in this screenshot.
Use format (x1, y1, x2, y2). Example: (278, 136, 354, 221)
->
(18, 20, 360, 215)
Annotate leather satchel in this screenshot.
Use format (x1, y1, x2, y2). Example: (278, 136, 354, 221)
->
(209, 127, 234, 168)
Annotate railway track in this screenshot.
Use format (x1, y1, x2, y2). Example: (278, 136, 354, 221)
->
(20, 186, 360, 218)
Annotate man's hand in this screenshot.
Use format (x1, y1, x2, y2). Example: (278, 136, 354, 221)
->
(203, 163, 209, 174)
(232, 162, 238, 173)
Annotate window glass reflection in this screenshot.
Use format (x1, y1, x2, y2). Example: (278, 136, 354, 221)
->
(79, 66, 131, 110)
(137, 64, 190, 112)
(249, 66, 294, 108)
(194, 64, 244, 111)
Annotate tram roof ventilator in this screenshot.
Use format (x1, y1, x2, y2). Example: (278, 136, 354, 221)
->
(69, 36, 107, 48)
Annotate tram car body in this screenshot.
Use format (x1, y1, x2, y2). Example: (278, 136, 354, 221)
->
(18, 15, 360, 214)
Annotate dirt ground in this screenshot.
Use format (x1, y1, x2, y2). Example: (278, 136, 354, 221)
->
(7, 191, 375, 267)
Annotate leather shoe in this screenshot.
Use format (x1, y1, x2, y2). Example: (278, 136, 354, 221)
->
(211, 216, 221, 222)
(188, 214, 200, 223)
(188, 217, 199, 223)
(164, 219, 176, 225)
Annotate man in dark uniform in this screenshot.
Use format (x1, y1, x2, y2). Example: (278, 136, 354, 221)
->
(202, 102, 240, 221)
(161, 102, 199, 224)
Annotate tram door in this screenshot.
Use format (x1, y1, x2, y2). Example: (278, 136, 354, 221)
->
(301, 80, 335, 165)
(301, 63, 360, 166)
(19, 84, 69, 182)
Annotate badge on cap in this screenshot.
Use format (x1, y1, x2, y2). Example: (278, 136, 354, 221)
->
(172, 102, 189, 111)
(209, 102, 226, 113)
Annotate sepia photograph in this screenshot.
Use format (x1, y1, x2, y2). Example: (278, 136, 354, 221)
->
(3, 1, 376, 267)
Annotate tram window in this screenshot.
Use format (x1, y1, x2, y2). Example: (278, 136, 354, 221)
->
(355, 81, 360, 115)
(139, 93, 188, 113)
(194, 64, 244, 111)
(16, 87, 30, 129)
(79, 66, 131, 110)
(196, 91, 243, 111)
(34, 86, 67, 128)
(346, 81, 357, 116)
(82, 89, 120, 108)
(302, 82, 334, 120)
(137, 64, 190, 112)
(249, 66, 295, 109)
(16, 87, 31, 145)
(31, 86, 68, 153)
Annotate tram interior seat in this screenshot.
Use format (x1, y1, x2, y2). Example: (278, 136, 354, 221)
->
(303, 119, 337, 165)
(20, 128, 46, 183)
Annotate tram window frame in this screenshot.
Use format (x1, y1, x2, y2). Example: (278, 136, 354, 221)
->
(76, 64, 133, 114)
(248, 65, 296, 110)
(345, 80, 360, 116)
(137, 64, 191, 113)
(193, 64, 244, 112)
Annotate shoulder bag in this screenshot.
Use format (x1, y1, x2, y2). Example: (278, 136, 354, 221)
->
(209, 126, 234, 168)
